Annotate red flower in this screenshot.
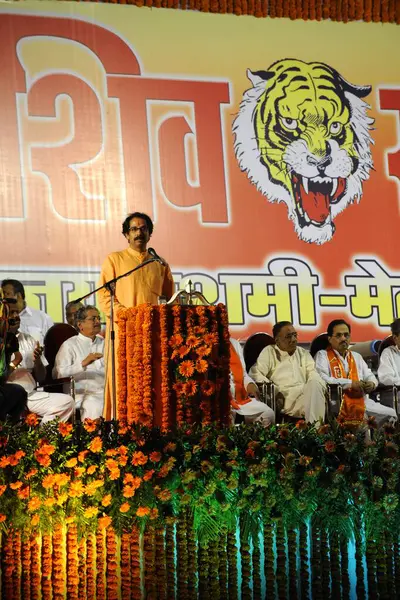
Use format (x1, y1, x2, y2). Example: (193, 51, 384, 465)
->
(324, 441, 336, 453)
(150, 452, 162, 462)
(295, 419, 307, 430)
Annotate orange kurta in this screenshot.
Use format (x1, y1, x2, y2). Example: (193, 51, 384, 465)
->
(97, 247, 174, 419)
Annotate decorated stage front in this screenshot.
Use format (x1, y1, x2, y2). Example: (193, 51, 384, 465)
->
(0, 417, 400, 598)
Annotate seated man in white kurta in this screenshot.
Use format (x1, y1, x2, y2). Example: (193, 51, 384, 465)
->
(378, 318, 400, 389)
(230, 337, 275, 427)
(7, 308, 74, 423)
(249, 321, 326, 423)
(315, 319, 396, 427)
(53, 305, 105, 421)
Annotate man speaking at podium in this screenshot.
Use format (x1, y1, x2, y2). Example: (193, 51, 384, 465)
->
(98, 212, 174, 419)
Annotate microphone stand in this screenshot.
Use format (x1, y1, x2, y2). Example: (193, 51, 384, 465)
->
(70, 257, 159, 420)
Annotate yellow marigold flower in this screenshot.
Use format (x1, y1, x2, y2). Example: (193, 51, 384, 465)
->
(65, 516, 75, 524)
(89, 436, 103, 453)
(28, 496, 41, 512)
(42, 474, 56, 489)
(44, 497, 56, 507)
(78, 450, 89, 463)
(101, 494, 112, 507)
(69, 481, 85, 498)
(84, 507, 99, 519)
(65, 458, 78, 468)
(30, 514, 39, 526)
(57, 493, 68, 505)
(54, 473, 70, 487)
(9, 481, 23, 490)
(119, 502, 130, 513)
(74, 467, 85, 478)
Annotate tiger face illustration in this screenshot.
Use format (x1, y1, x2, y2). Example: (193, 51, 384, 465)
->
(233, 59, 374, 244)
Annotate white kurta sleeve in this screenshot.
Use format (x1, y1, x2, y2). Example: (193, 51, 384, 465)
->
(53, 341, 84, 379)
(356, 354, 378, 388)
(314, 350, 352, 386)
(378, 348, 400, 387)
(304, 349, 324, 383)
(249, 346, 273, 384)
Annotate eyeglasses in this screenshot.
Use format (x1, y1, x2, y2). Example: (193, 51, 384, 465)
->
(83, 316, 101, 322)
(283, 332, 298, 340)
(332, 333, 350, 339)
(128, 226, 148, 234)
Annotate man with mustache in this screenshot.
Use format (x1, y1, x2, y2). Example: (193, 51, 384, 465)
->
(315, 319, 396, 426)
(98, 212, 174, 419)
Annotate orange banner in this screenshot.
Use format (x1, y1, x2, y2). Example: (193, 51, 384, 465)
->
(0, 3, 399, 341)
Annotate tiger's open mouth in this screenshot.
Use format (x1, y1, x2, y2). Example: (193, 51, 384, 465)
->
(292, 174, 347, 227)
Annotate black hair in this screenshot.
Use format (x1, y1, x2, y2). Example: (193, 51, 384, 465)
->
(273, 321, 293, 339)
(390, 318, 400, 336)
(122, 212, 154, 236)
(75, 305, 98, 323)
(327, 319, 351, 337)
(1, 279, 25, 300)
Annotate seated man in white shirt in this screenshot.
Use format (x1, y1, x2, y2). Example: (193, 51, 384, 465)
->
(378, 318, 400, 390)
(7, 307, 74, 423)
(250, 322, 326, 423)
(315, 319, 396, 427)
(230, 337, 275, 427)
(65, 300, 83, 329)
(53, 305, 105, 421)
(2, 279, 54, 344)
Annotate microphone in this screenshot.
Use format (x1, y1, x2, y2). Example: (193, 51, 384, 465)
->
(148, 248, 166, 266)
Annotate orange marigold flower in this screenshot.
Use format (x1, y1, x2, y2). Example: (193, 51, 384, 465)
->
(201, 380, 215, 396)
(30, 514, 39, 526)
(196, 359, 208, 374)
(89, 436, 103, 453)
(83, 418, 98, 433)
(157, 489, 172, 502)
(184, 380, 198, 397)
(58, 422, 73, 437)
(87, 465, 97, 475)
(122, 485, 136, 498)
(10, 481, 23, 490)
(143, 470, 155, 482)
(38, 443, 56, 456)
(119, 502, 130, 513)
(0, 456, 9, 468)
(101, 494, 112, 507)
(17, 485, 30, 499)
(0, 514, 6, 523)
(106, 449, 117, 457)
(98, 515, 112, 529)
(26, 469, 38, 480)
(74, 467, 85, 479)
(136, 506, 151, 517)
(44, 497, 56, 508)
(0, 485, 6, 496)
(131, 451, 148, 467)
(203, 333, 217, 345)
(14, 450, 26, 461)
(106, 458, 119, 470)
(196, 345, 211, 358)
(176, 345, 190, 358)
(109, 468, 120, 481)
(169, 334, 184, 348)
(28, 496, 41, 512)
(85, 482, 100, 497)
(54, 473, 70, 487)
(65, 457, 78, 468)
(149, 507, 159, 520)
(78, 450, 89, 463)
(84, 507, 99, 518)
(42, 474, 56, 489)
(150, 452, 162, 463)
(173, 382, 185, 396)
(186, 335, 201, 348)
(164, 443, 176, 453)
(34, 453, 51, 467)
(69, 481, 85, 498)
(57, 493, 68, 505)
(25, 413, 39, 427)
(178, 360, 195, 378)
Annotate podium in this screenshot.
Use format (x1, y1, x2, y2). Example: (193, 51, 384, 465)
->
(117, 303, 232, 428)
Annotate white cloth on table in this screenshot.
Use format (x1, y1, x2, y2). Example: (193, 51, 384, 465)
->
(53, 333, 105, 420)
(315, 348, 396, 427)
(249, 344, 326, 423)
(230, 338, 275, 426)
(19, 306, 54, 345)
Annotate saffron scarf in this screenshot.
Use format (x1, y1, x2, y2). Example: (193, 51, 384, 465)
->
(230, 342, 252, 410)
(327, 347, 365, 425)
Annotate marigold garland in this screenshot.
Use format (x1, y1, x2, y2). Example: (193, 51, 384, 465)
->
(320, 528, 331, 597)
(96, 529, 106, 600)
(187, 512, 198, 597)
(311, 524, 322, 600)
(176, 509, 189, 599)
(21, 532, 31, 600)
(120, 532, 131, 600)
(198, 542, 210, 597)
(77, 537, 86, 600)
(143, 525, 156, 598)
(154, 526, 167, 600)
(131, 526, 142, 600)
(117, 310, 128, 421)
(227, 530, 238, 600)
(66, 523, 79, 600)
(142, 305, 154, 427)
(218, 527, 228, 600)
(2, 531, 14, 600)
(86, 534, 95, 600)
(12, 529, 22, 600)
(30, 535, 41, 600)
(330, 530, 341, 598)
(159, 304, 170, 431)
(287, 528, 298, 598)
(52, 525, 65, 600)
(240, 519, 252, 600)
(106, 527, 119, 600)
(208, 537, 220, 598)
(299, 522, 310, 600)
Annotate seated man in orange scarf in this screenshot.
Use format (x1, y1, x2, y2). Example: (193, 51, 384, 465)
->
(230, 337, 275, 427)
(315, 319, 396, 427)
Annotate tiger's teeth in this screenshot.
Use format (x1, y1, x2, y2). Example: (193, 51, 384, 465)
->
(331, 179, 338, 196)
(302, 177, 309, 194)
